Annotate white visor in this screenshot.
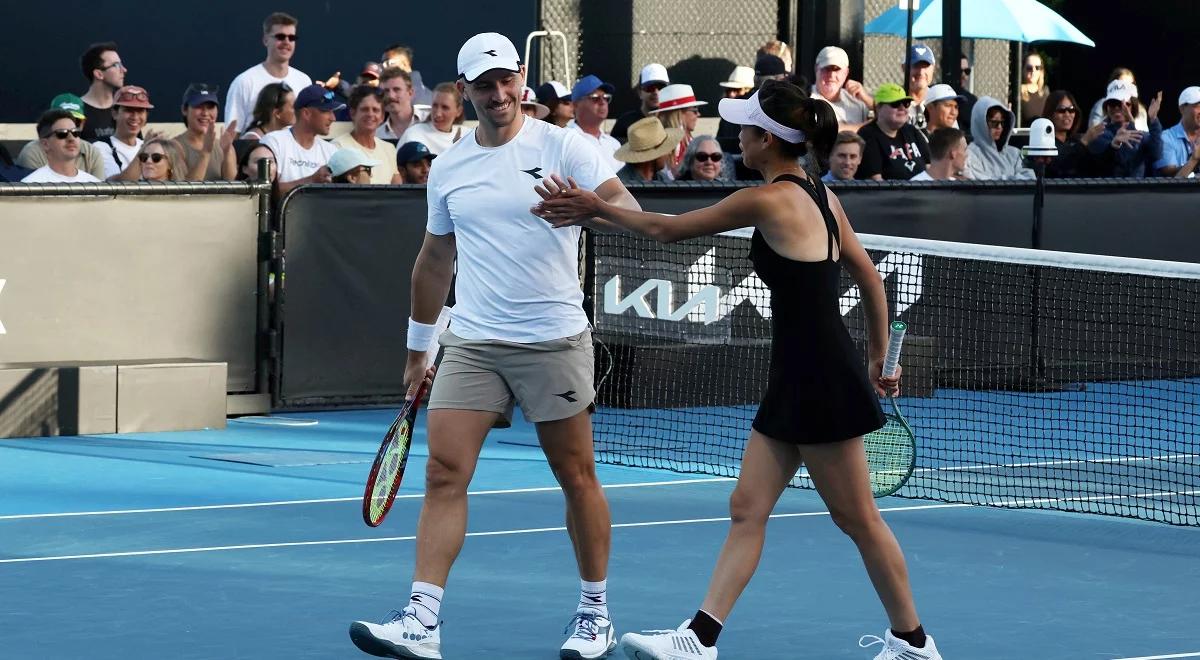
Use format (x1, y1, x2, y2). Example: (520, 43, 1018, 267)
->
(717, 91, 806, 143)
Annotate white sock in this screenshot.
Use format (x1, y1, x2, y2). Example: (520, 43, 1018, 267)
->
(408, 581, 443, 628)
(578, 578, 609, 618)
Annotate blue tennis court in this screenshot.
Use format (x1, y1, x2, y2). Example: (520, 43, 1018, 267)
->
(1, 407, 1197, 660)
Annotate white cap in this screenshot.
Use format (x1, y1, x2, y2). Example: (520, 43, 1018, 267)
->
(1178, 86, 1200, 106)
(328, 149, 380, 177)
(639, 63, 669, 86)
(1104, 80, 1138, 105)
(720, 65, 755, 89)
(815, 46, 850, 70)
(925, 83, 965, 105)
(457, 32, 521, 83)
(542, 80, 570, 100)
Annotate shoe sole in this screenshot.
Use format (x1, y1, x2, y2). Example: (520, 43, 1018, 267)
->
(348, 622, 441, 659)
(560, 634, 617, 659)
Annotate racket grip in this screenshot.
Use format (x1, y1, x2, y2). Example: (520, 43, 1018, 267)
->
(882, 320, 908, 378)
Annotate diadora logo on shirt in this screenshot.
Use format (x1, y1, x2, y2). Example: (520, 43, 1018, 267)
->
(520, 167, 543, 179)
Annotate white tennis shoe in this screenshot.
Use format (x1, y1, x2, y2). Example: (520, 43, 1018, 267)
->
(619, 621, 717, 660)
(859, 630, 943, 660)
(561, 608, 617, 659)
(349, 606, 442, 659)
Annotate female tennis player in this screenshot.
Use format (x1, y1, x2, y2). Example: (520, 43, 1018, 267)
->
(531, 79, 943, 660)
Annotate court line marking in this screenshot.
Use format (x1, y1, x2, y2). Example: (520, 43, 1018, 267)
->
(1113, 653, 1200, 660)
(0, 502, 966, 564)
(0, 477, 735, 521)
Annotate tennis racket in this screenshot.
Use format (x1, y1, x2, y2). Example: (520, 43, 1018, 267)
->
(864, 320, 917, 498)
(362, 307, 451, 527)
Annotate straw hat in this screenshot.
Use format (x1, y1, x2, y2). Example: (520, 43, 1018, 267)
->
(613, 116, 685, 164)
(720, 66, 755, 89)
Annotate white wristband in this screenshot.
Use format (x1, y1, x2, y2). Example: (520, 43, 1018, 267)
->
(406, 317, 437, 352)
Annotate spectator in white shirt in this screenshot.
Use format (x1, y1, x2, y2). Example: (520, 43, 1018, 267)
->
(99, 86, 157, 180)
(398, 82, 463, 155)
(333, 86, 402, 184)
(22, 110, 101, 183)
(225, 12, 312, 129)
(241, 82, 295, 141)
(260, 84, 343, 195)
(16, 94, 108, 179)
(912, 128, 968, 181)
(566, 74, 622, 173)
(377, 67, 416, 141)
(810, 46, 873, 132)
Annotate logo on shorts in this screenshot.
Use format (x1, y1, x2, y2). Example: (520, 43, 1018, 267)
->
(554, 390, 578, 402)
(520, 167, 543, 180)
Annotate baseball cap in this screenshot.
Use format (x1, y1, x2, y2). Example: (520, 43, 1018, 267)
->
(49, 93, 86, 120)
(397, 141, 436, 164)
(815, 46, 850, 70)
(874, 83, 913, 105)
(457, 32, 521, 83)
(639, 63, 669, 87)
(571, 74, 615, 102)
(1104, 80, 1137, 105)
(905, 44, 936, 67)
(294, 84, 346, 112)
(360, 62, 382, 79)
(113, 85, 154, 109)
(754, 54, 787, 77)
(924, 83, 965, 105)
(1178, 86, 1200, 106)
(537, 81, 571, 102)
(328, 149, 379, 177)
(182, 84, 220, 108)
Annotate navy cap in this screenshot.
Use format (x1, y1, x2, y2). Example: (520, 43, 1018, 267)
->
(294, 84, 346, 112)
(754, 54, 787, 77)
(571, 75, 615, 102)
(906, 43, 936, 67)
(537, 81, 571, 102)
(182, 84, 220, 108)
(397, 141, 436, 164)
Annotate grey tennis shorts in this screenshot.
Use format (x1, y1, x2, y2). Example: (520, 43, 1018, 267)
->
(427, 328, 596, 426)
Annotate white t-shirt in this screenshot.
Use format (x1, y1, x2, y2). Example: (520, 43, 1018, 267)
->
(21, 165, 101, 183)
(427, 118, 615, 343)
(399, 121, 458, 155)
(566, 120, 623, 174)
(260, 128, 340, 182)
(97, 136, 143, 179)
(225, 63, 312, 129)
(333, 133, 399, 184)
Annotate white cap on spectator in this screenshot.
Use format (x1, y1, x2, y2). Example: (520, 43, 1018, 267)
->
(640, 63, 670, 87)
(1104, 80, 1138, 104)
(328, 149, 379, 177)
(1178, 86, 1200, 106)
(815, 46, 850, 70)
(925, 83, 965, 105)
(457, 33, 521, 83)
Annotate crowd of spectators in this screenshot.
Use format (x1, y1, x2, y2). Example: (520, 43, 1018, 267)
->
(8, 13, 1199, 188)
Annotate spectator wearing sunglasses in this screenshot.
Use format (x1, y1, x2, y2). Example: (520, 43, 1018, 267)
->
(611, 63, 670, 143)
(328, 149, 378, 184)
(1088, 84, 1163, 178)
(1088, 70, 1150, 132)
(676, 136, 728, 181)
(78, 42, 126, 142)
(22, 110, 101, 183)
(650, 83, 707, 173)
(856, 83, 930, 180)
(261, 84, 343, 194)
(965, 98, 1034, 180)
(17, 94, 108, 180)
(567, 74, 623, 173)
(1019, 52, 1050, 127)
(135, 138, 187, 182)
(333, 86, 401, 184)
(242, 83, 295, 141)
(1039, 90, 1103, 178)
(952, 56, 978, 135)
(225, 12, 312, 130)
(99, 86, 158, 180)
(174, 84, 238, 181)
(822, 131, 865, 182)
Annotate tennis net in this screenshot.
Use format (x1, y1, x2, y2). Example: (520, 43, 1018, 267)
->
(589, 231, 1200, 526)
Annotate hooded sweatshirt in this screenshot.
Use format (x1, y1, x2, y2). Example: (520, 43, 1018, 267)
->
(965, 97, 1034, 180)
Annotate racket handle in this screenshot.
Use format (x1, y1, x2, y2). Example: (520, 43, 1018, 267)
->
(882, 320, 908, 378)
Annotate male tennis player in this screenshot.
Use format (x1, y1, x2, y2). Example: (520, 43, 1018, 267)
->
(349, 32, 640, 660)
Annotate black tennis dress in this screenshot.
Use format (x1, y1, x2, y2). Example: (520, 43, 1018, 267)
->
(750, 173, 886, 444)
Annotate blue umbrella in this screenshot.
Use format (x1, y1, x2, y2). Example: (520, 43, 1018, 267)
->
(865, 0, 1095, 46)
